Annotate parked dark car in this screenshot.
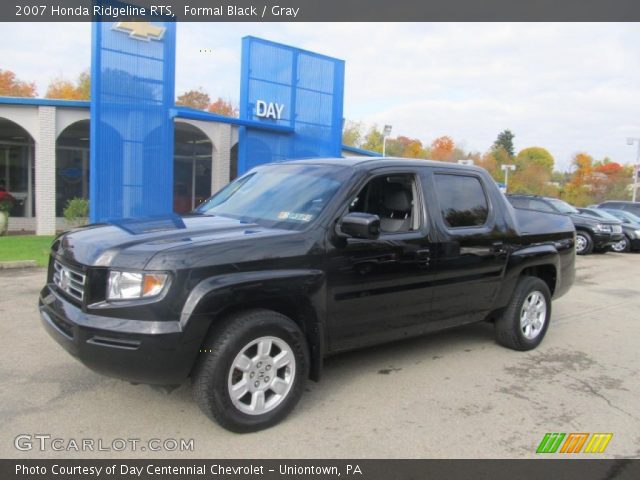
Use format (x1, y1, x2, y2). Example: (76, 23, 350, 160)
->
(597, 200, 640, 218)
(40, 159, 575, 432)
(587, 208, 640, 252)
(506, 195, 623, 255)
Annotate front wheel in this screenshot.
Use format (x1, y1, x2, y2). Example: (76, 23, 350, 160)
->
(611, 236, 630, 253)
(575, 231, 593, 255)
(192, 309, 309, 433)
(495, 276, 552, 351)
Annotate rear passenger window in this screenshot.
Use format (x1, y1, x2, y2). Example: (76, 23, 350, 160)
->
(434, 174, 489, 228)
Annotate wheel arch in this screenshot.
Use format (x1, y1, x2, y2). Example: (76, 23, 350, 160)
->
(181, 270, 326, 381)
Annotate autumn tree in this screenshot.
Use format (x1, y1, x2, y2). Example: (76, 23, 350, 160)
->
(493, 130, 515, 158)
(176, 88, 211, 110)
(430, 136, 455, 161)
(45, 71, 90, 100)
(0, 69, 37, 97)
(208, 97, 238, 117)
(562, 152, 594, 206)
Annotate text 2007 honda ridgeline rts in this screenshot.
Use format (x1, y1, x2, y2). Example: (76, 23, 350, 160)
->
(40, 158, 575, 432)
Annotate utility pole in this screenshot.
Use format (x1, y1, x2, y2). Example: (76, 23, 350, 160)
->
(627, 138, 640, 202)
(501, 164, 516, 193)
(382, 125, 392, 157)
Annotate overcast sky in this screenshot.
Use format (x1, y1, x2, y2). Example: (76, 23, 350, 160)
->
(2, 22, 640, 170)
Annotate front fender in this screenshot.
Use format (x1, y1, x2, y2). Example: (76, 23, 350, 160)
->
(180, 269, 327, 380)
(180, 269, 325, 327)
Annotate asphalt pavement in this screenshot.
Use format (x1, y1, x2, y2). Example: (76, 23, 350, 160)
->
(1, 253, 639, 458)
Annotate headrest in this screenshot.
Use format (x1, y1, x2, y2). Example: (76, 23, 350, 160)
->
(383, 187, 411, 211)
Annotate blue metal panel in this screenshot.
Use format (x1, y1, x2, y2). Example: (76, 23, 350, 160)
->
(239, 37, 345, 174)
(90, 17, 176, 223)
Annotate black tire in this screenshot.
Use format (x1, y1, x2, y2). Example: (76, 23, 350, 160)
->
(192, 309, 309, 433)
(575, 231, 593, 255)
(495, 276, 552, 351)
(610, 235, 631, 253)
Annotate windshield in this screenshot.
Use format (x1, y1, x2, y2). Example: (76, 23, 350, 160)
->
(547, 198, 579, 214)
(605, 209, 640, 224)
(582, 209, 619, 221)
(196, 164, 350, 229)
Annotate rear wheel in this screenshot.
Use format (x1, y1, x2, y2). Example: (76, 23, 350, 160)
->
(575, 231, 593, 255)
(495, 276, 551, 351)
(192, 309, 309, 433)
(611, 235, 630, 253)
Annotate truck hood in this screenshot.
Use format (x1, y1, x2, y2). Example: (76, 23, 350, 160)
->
(570, 213, 621, 226)
(54, 214, 298, 269)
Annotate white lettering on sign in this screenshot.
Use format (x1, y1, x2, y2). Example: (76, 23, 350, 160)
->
(256, 100, 284, 120)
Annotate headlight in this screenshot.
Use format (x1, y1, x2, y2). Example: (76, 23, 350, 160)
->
(634, 229, 640, 238)
(107, 270, 169, 300)
(594, 224, 611, 233)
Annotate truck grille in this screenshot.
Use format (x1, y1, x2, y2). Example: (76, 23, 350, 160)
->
(53, 260, 86, 301)
(612, 225, 622, 234)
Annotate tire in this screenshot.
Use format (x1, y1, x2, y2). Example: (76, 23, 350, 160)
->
(610, 235, 631, 253)
(495, 276, 552, 351)
(192, 309, 309, 433)
(575, 231, 593, 255)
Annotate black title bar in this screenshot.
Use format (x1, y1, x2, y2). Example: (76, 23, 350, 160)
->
(2, 459, 640, 480)
(2, 0, 640, 22)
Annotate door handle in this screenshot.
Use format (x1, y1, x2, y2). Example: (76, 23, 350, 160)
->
(490, 242, 508, 254)
(416, 248, 431, 266)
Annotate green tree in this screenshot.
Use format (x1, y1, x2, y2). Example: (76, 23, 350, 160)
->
(77, 71, 90, 99)
(515, 147, 554, 175)
(342, 120, 363, 147)
(361, 125, 384, 153)
(493, 130, 515, 158)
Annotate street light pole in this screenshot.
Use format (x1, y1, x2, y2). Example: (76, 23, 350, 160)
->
(501, 164, 516, 193)
(627, 138, 640, 202)
(382, 124, 392, 157)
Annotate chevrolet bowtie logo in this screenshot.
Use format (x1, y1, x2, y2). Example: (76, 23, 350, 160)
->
(112, 22, 166, 42)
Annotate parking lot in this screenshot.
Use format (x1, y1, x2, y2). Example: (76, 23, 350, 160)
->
(1, 253, 639, 459)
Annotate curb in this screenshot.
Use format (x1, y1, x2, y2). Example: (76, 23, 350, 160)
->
(0, 260, 39, 269)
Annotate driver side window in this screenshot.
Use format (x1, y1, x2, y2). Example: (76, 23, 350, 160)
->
(349, 174, 420, 233)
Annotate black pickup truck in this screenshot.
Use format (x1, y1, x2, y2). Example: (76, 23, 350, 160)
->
(40, 158, 575, 432)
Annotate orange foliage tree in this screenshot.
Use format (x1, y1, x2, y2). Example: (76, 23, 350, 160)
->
(176, 88, 211, 110)
(430, 136, 455, 161)
(208, 98, 238, 117)
(45, 71, 90, 100)
(0, 69, 37, 97)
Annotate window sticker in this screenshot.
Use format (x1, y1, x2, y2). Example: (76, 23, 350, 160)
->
(277, 211, 314, 222)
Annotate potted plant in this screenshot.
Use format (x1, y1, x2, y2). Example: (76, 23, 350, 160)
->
(0, 199, 11, 236)
(63, 197, 89, 229)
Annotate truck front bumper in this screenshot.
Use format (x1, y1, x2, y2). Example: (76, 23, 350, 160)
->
(592, 232, 624, 249)
(39, 285, 203, 386)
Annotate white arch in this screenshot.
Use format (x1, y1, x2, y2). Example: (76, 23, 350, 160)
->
(56, 109, 90, 138)
(0, 105, 39, 141)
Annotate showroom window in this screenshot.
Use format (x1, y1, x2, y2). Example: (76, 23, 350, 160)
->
(0, 118, 35, 218)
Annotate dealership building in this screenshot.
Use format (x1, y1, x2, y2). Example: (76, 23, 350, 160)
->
(0, 24, 377, 235)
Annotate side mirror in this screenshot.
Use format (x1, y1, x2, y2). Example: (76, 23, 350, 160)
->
(339, 212, 381, 240)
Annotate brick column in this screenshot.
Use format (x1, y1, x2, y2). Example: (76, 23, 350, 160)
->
(35, 106, 57, 235)
(211, 124, 231, 194)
